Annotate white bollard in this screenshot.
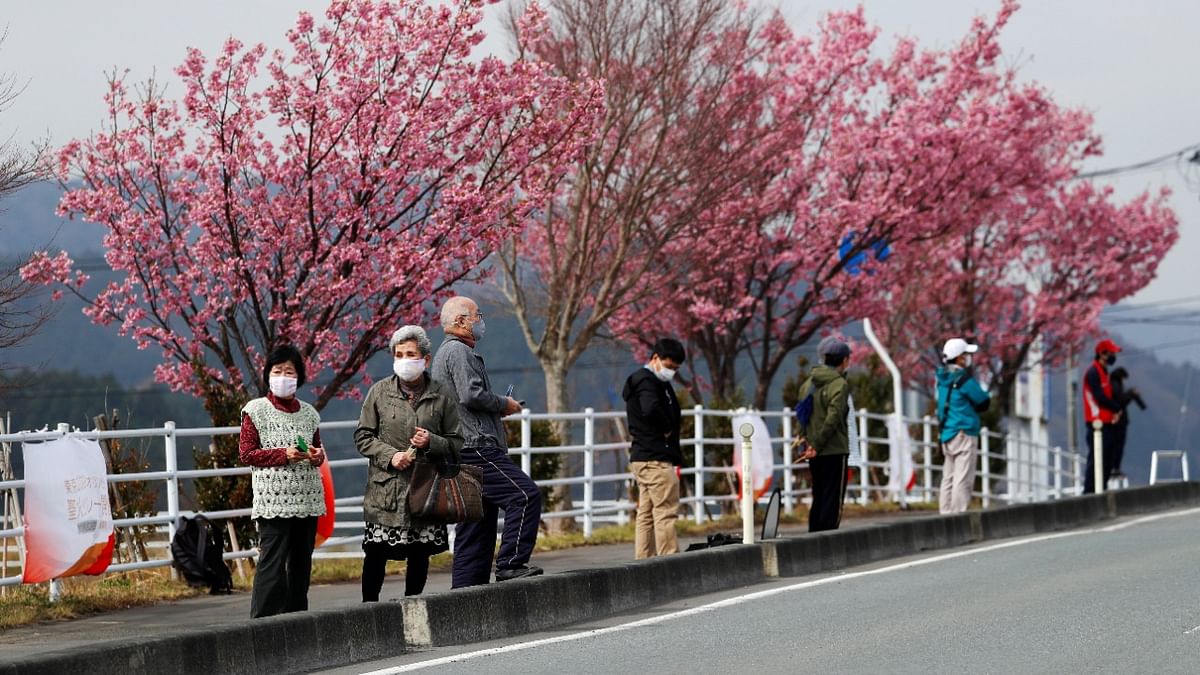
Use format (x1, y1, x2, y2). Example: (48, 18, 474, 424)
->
(1092, 420, 1104, 495)
(739, 422, 755, 545)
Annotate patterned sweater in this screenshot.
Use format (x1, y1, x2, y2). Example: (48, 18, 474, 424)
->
(240, 396, 326, 519)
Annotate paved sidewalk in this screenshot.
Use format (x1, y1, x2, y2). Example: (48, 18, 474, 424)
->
(0, 517, 906, 663)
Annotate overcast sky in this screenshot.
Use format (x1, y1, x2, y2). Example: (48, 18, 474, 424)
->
(2, 0, 1196, 308)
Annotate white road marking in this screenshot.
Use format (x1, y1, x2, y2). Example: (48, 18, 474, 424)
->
(1184, 625, 1200, 635)
(362, 507, 1200, 673)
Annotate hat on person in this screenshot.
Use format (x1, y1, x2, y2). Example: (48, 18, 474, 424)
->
(817, 336, 851, 361)
(942, 337, 978, 362)
(1095, 338, 1122, 355)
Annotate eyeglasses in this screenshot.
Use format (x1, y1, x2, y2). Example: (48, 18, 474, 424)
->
(456, 311, 483, 320)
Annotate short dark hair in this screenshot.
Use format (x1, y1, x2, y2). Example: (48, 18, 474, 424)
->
(263, 344, 307, 389)
(823, 352, 849, 368)
(651, 338, 686, 364)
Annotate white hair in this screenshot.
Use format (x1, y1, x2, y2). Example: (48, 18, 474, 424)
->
(389, 325, 432, 355)
(440, 296, 475, 329)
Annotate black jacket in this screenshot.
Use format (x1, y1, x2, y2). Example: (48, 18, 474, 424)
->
(622, 367, 682, 465)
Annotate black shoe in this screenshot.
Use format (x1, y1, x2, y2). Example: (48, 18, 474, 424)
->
(495, 565, 544, 582)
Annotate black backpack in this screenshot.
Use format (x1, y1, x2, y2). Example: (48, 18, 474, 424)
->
(170, 515, 233, 594)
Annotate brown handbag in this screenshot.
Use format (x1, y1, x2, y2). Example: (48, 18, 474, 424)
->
(407, 458, 485, 524)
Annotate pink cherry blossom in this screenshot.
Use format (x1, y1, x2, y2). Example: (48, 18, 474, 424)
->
(22, 0, 602, 419)
(606, 0, 1177, 410)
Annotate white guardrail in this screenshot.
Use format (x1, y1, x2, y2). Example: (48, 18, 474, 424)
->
(0, 406, 1084, 586)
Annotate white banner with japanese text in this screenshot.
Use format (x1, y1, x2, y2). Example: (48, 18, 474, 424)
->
(22, 436, 114, 583)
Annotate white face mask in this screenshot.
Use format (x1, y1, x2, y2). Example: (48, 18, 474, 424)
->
(269, 375, 298, 398)
(393, 358, 425, 382)
(655, 366, 676, 382)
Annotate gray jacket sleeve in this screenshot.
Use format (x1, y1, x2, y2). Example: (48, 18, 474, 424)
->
(443, 344, 505, 414)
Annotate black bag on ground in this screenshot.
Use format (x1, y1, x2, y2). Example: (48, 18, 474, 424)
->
(170, 515, 233, 594)
(685, 532, 744, 552)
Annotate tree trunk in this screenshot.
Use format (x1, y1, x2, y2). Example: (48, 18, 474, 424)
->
(697, 342, 738, 405)
(753, 356, 785, 411)
(542, 362, 577, 533)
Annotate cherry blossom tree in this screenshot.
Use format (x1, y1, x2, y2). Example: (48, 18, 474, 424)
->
(873, 181, 1178, 410)
(610, 1, 1177, 413)
(494, 0, 795, 416)
(492, 0, 804, 524)
(22, 0, 602, 426)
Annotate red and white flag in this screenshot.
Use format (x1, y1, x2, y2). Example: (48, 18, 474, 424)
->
(22, 436, 115, 583)
(731, 412, 775, 499)
(886, 415, 918, 495)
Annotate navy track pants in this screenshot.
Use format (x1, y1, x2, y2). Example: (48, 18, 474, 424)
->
(451, 446, 542, 588)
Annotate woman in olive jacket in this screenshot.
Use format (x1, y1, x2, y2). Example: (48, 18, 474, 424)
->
(354, 325, 463, 600)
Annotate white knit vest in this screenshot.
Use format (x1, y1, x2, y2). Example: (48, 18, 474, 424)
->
(242, 397, 326, 519)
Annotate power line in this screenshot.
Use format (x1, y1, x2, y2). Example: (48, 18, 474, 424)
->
(1120, 336, 1200, 357)
(1074, 143, 1200, 180)
(1103, 294, 1200, 314)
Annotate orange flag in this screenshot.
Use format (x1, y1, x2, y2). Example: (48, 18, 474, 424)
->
(314, 460, 335, 547)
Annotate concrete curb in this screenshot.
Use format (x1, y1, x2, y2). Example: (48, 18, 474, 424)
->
(1, 604, 409, 675)
(6, 482, 1199, 674)
(401, 543, 766, 648)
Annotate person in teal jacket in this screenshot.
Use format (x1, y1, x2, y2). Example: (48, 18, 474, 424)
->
(936, 338, 991, 514)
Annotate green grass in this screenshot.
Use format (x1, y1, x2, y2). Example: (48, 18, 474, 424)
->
(0, 570, 202, 630)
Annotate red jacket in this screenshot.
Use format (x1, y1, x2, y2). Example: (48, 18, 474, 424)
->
(1082, 360, 1120, 424)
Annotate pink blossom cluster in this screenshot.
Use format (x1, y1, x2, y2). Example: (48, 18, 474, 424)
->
(601, 1, 1177, 407)
(22, 0, 602, 413)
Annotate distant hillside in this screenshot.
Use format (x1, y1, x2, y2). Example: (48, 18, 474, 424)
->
(0, 181, 106, 258)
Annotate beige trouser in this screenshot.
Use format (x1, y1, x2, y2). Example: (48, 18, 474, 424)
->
(631, 460, 680, 559)
(939, 431, 978, 514)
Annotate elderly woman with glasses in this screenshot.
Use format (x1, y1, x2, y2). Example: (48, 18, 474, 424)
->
(354, 325, 464, 600)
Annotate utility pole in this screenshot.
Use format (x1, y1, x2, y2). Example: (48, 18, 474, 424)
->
(1065, 351, 1077, 456)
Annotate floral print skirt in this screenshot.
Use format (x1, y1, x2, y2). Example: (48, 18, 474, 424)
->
(362, 521, 449, 560)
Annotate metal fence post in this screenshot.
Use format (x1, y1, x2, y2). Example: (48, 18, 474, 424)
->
(583, 407, 594, 538)
(922, 415, 933, 503)
(1053, 446, 1063, 498)
(48, 423, 69, 603)
(693, 404, 705, 524)
(857, 409, 869, 505)
(520, 408, 532, 477)
(781, 408, 794, 514)
(1092, 420, 1105, 495)
(1026, 436, 1035, 502)
(164, 421, 180, 542)
(980, 429, 990, 509)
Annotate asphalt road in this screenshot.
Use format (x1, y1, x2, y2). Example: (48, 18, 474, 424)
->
(328, 508, 1200, 675)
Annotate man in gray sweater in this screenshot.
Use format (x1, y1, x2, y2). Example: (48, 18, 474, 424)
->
(431, 296, 543, 586)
